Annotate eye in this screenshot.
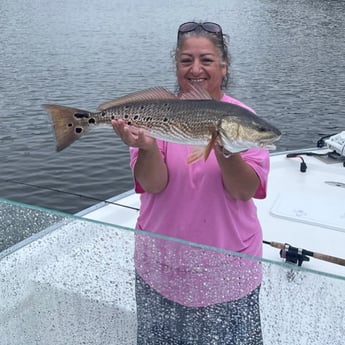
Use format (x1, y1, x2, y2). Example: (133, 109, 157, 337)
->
(258, 126, 268, 132)
(179, 58, 192, 66)
(201, 58, 214, 65)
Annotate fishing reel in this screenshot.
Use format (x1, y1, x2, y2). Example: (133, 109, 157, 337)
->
(279, 243, 310, 266)
(316, 132, 345, 167)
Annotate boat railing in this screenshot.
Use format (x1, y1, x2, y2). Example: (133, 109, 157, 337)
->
(0, 198, 344, 345)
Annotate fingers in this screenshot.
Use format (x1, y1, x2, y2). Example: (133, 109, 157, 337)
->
(111, 119, 155, 150)
(111, 119, 122, 136)
(112, 119, 137, 145)
(112, 119, 129, 137)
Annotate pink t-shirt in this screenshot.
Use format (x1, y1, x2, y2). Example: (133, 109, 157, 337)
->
(130, 94, 269, 307)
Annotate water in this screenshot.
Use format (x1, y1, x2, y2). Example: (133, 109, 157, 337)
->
(1, 0, 345, 215)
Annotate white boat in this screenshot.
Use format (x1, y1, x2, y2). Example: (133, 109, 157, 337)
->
(1, 134, 344, 344)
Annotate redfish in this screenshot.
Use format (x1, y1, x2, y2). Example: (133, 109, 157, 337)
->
(43, 85, 281, 163)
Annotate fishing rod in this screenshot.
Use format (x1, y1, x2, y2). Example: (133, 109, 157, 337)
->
(263, 240, 345, 267)
(0, 177, 140, 212)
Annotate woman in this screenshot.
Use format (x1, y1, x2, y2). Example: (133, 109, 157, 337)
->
(113, 21, 268, 345)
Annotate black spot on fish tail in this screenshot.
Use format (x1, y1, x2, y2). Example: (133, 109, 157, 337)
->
(88, 118, 96, 124)
(42, 104, 92, 151)
(74, 112, 89, 119)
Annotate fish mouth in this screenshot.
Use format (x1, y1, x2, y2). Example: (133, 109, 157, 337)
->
(262, 143, 277, 150)
(259, 134, 281, 150)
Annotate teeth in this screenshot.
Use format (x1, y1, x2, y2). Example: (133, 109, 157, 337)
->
(190, 79, 205, 83)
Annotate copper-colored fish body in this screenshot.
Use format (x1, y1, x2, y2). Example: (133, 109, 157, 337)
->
(43, 85, 281, 161)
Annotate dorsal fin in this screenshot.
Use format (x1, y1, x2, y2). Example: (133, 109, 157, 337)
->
(97, 87, 177, 111)
(178, 83, 213, 100)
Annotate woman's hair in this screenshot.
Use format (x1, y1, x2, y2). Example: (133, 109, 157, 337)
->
(173, 25, 231, 90)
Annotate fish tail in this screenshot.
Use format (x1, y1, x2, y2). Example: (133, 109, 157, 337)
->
(42, 104, 91, 151)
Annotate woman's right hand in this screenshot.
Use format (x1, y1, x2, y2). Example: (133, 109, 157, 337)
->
(111, 119, 156, 150)
(112, 119, 168, 193)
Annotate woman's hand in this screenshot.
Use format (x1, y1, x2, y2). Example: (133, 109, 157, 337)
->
(111, 119, 156, 150)
(112, 119, 168, 193)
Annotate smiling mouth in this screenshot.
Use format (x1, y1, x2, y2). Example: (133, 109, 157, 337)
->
(189, 78, 206, 83)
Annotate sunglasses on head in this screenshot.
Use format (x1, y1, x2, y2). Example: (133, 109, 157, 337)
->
(177, 22, 224, 45)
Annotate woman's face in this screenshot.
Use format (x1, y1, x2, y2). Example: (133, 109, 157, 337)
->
(176, 36, 227, 100)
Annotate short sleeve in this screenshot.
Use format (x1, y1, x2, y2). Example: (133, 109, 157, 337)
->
(240, 148, 270, 199)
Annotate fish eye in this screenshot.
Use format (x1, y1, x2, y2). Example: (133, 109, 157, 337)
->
(257, 126, 268, 132)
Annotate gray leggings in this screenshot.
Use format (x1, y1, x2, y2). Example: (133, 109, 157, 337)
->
(135, 273, 263, 345)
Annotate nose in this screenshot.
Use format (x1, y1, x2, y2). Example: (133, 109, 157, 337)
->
(190, 60, 202, 75)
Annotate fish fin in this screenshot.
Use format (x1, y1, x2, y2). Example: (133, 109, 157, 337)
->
(187, 147, 205, 164)
(97, 87, 177, 111)
(187, 132, 218, 164)
(42, 104, 90, 151)
(204, 131, 218, 160)
(178, 83, 213, 100)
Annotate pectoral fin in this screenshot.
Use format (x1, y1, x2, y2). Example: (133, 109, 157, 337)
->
(187, 146, 205, 164)
(187, 132, 218, 164)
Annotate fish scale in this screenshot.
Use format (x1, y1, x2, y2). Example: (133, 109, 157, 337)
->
(103, 100, 221, 144)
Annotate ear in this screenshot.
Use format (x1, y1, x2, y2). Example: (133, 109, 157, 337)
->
(221, 62, 227, 78)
